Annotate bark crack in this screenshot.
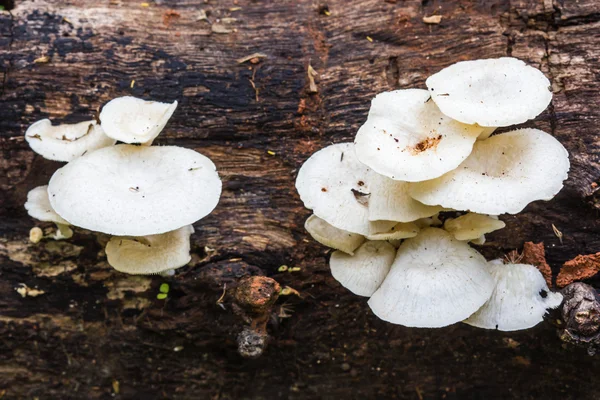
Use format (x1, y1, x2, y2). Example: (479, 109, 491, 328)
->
(0, 9, 15, 99)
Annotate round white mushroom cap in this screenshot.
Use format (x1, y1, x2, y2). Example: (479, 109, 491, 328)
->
(408, 128, 570, 215)
(444, 213, 505, 241)
(295, 143, 440, 235)
(329, 241, 396, 297)
(24, 119, 116, 162)
(25, 185, 70, 225)
(106, 225, 194, 275)
(304, 214, 365, 255)
(48, 144, 222, 236)
(426, 57, 552, 127)
(368, 228, 494, 328)
(354, 89, 483, 182)
(99, 96, 178, 145)
(464, 262, 563, 331)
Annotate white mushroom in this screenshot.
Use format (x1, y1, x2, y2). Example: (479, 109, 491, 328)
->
(99, 96, 178, 145)
(106, 225, 194, 275)
(408, 129, 570, 215)
(368, 174, 443, 222)
(48, 144, 221, 236)
(444, 213, 505, 241)
(304, 214, 365, 255)
(295, 143, 440, 235)
(24, 119, 116, 162)
(354, 89, 483, 182)
(426, 57, 552, 127)
(329, 241, 396, 297)
(464, 262, 563, 331)
(368, 228, 494, 328)
(366, 222, 419, 241)
(24, 185, 73, 240)
(477, 127, 496, 140)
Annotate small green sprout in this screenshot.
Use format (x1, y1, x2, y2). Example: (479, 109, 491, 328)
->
(157, 283, 170, 300)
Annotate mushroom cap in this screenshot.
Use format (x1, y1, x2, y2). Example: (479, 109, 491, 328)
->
(24, 119, 116, 162)
(408, 129, 570, 215)
(330, 241, 396, 297)
(106, 225, 194, 275)
(366, 222, 419, 241)
(99, 96, 178, 144)
(426, 57, 552, 127)
(25, 185, 70, 225)
(304, 214, 365, 255)
(464, 262, 563, 331)
(48, 144, 221, 236)
(354, 89, 482, 182)
(444, 213, 505, 241)
(295, 143, 438, 235)
(368, 174, 443, 222)
(368, 228, 494, 328)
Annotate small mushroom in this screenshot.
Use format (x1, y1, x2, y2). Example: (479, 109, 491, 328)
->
(464, 261, 563, 331)
(426, 57, 552, 127)
(368, 228, 494, 328)
(366, 222, 419, 241)
(444, 213, 505, 241)
(99, 96, 178, 145)
(24, 185, 73, 240)
(106, 225, 194, 275)
(24, 119, 116, 162)
(408, 129, 570, 214)
(329, 241, 396, 297)
(353, 89, 483, 182)
(304, 214, 365, 255)
(48, 144, 222, 236)
(295, 143, 439, 235)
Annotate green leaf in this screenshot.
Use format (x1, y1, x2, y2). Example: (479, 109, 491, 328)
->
(159, 283, 170, 294)
(157, 293, 168, 300)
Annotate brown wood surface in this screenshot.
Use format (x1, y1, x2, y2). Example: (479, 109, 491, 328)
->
(1, 0, 600, 398)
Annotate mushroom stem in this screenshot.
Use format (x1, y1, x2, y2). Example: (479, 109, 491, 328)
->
(53, 223, 74, 240)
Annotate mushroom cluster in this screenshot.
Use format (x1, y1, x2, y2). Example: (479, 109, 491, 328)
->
(24, 96, 222, 276)
(296, 57, 568, 330)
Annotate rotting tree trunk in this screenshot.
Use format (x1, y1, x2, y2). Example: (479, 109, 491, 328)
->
(1, 0, 600, 398)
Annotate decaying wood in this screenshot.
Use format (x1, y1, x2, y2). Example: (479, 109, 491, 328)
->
(0, 0, 600, 398)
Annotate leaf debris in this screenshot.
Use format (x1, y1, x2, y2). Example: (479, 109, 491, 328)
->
(237, 53, 268, 64)
(423, 15, 442, 24)
(552, 224, 563, 244)
(307, 63, 319, 93)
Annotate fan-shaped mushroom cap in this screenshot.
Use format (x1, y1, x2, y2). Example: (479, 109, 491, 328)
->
(477, 127, 496, 140)
(366, 222, 419, 241)
(408, 129, 570, 215)
(48, 144, 221, 236)
(99, 96, 178, 145)
(330, 241, 396, 297)
(24, 119, 116, 162)
(304, 214, 365, 255)
(295, 143, 440, 235)
(464, 262, 563, 331)
(25, 185, 73, 240)
(25, 185, 69, 225)
(368, 228, 494, 327)
(426, 57, 552, 127)
(354, 89, 482, 182)
(368, 174, 443, 222)
(106, 225, 194, 275)
(444, 213, 505, 241)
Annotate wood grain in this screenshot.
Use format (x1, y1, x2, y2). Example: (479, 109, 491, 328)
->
(1, 0, 599, 398)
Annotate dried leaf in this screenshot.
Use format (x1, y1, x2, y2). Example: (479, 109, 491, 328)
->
(423, 15, 442, 24)
(212, 23, 233, 34)
(307, 64, 319, 93)
(34, 55, 50, 64)
(237, 53, 268, 64)
(552, 223, 563, 244)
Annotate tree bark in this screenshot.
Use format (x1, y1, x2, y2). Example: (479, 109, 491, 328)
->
(1, 0, 599, 398)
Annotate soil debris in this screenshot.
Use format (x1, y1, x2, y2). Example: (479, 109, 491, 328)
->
(410, 134, 442, 154)
(237, 53, 267, 64)
(307, 63, 319, 93)
(423, 15, 442, 24)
